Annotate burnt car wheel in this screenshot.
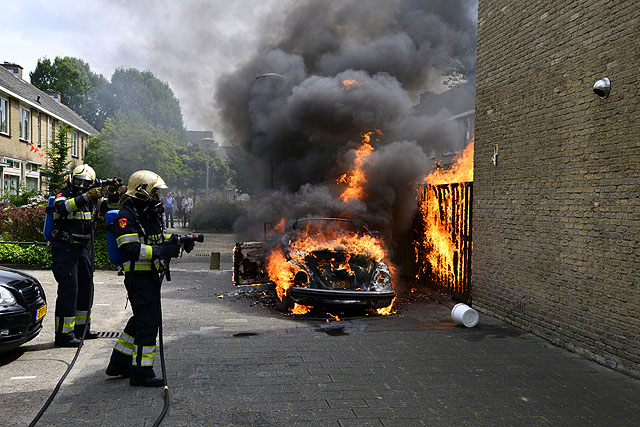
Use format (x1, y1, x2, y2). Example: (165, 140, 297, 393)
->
(0, 266, 47, 354)
(274, 293, 294, 312)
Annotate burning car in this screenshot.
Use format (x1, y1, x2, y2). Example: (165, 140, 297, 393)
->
(234, 217, 395, 313)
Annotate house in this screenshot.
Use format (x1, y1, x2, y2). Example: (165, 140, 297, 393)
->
(0, 62, 97, 196)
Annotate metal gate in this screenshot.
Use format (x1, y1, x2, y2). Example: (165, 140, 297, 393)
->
(392, 182, 473, 304)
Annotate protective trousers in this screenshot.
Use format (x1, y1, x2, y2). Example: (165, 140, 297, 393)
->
(51, 240, 93, 337)
(109, 272, 159, 376)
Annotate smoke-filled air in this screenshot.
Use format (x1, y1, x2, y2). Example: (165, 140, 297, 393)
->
(110, 0, 477, 241)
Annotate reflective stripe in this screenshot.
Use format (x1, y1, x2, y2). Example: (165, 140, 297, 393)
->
(67, 211, 92, 220)
(116, 234, 140, 247)
(65, 198, 77, 212)
(75, 310, 91, 325)
(132, 345, 156, 366)
(122, 260, 155, 272)
(55, 316, 75, 333)
(139, 244, 153, 261)
(114, 332, 135, 356)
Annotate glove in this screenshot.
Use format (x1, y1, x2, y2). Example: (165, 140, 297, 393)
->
(153, 244, 181, 260)
(86, 187, 102, 200)
(107, 185, 121, 203)
(183, 240, 195, 253)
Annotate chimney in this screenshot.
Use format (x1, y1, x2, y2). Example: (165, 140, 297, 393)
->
(1, 62, 23, 79)
(46, 89, 62, 103)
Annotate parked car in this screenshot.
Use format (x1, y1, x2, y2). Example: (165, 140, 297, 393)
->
(0, 266, 47, 353)
(234, 217, 395, 311)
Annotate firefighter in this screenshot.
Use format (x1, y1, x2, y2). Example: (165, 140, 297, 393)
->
(105, 170, 188, 387)
(51, 164, 119, 347)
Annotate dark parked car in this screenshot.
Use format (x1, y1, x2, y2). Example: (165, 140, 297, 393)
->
(234, 217, 395, 311)
(0, 266, 47, 353)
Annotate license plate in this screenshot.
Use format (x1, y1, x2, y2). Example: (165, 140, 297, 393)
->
(36, 304, 47, 321)
(331, 281, 350, 289)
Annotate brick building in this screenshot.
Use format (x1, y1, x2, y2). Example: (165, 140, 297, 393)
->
(0, 62, 97, 196)
(473, 1, 639, 376)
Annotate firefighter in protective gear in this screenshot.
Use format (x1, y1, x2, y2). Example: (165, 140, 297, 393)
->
(106, 170, 185, 387)
(51, 164, 120, 347)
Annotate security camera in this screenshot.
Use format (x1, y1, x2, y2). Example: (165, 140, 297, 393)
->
(592, 77, 611, 99)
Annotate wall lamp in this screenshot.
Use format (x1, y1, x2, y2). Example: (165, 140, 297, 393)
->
(592, 77, 611, 99)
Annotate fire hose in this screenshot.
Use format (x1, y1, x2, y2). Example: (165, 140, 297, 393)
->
(28, 204, 99, 427)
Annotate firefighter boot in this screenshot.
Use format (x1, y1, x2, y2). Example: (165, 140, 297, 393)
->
(75, 323, 99, 340)
(105, 362, 131, 378)
(54, 332, 81, 348)
(130, 367, 164, 387)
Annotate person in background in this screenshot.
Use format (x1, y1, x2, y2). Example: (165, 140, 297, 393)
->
(164, 192, 174, 228)
(182, 195, 193, 228)
(174, 191, 184, 229)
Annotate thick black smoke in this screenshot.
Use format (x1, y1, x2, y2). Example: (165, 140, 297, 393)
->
(225, 0, 477, 242)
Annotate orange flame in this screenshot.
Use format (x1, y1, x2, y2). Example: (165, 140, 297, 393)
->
(375, 297, 396, 315)
(265, 219, 395, 315)
(424, 137, 474, 185)
(342, 79, 363, 91)
(338, 130, 382, 202)
(417, 138, 474, 287)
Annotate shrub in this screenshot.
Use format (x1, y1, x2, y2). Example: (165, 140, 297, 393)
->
(190, 198, 246, 231)
(0, 203, 46, 242)
(0, 230, 115, 269)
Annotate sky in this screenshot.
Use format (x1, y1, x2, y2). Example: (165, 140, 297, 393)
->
(1, 0, 292, 132)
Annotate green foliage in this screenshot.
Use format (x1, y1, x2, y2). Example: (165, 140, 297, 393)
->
(190, 198, 246, 231)
(86, 111, 184, 186)
(176, 144, 231, 193)
(1, 187, 44, 207)
(226, 146, 261, 196)
(107, 68, 186, 137)
(0, 230, 114, 270)
(30, 57, 109, 130)
(0, 243, 51, 268)
(40, 124, 72, 194)
(0, 204, 46, 242)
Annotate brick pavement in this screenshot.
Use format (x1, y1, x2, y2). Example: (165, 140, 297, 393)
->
(1, 232, 639, 426)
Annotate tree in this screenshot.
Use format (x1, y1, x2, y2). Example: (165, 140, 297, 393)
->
(106, 68, 186, 138)
(176, 144, 231, 196)
(86, 111, 183, 187)
(30, 57, 110, 130)
(41, 124, 72, 194)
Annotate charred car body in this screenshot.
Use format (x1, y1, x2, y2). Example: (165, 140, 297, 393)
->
(0, 266, 47, 353)
(234, 217, 395, 311)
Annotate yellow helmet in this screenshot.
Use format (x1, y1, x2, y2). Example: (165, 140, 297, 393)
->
(71, 164, 96, 190)
(125, 170, 168, 201)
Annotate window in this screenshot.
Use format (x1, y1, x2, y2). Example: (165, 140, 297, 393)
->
(37, 113, 41, 146)
(4, 175, 19, 196)
(50, 119, 56, 143)
(0, 97, 7, 134)
(19, 107, 30, 141)
(71, 131, 78, 157)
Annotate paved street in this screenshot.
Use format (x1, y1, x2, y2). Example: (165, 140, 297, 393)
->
(1, 230, 639, 426)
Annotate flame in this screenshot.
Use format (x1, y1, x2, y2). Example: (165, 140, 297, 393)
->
(265, 219, 395, 315)
(274, 218, 285, 233)
(291, 304, 311, 315)
(338, 130, 382, 202)
(424, 137, 474, 185)
(417, 138, 474, 289)
(342, 79, 363, 91)
(375, 297, 396, 315)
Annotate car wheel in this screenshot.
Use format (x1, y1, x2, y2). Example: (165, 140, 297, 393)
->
(274, 293, 294, 312)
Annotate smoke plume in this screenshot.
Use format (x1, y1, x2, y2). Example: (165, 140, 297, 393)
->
(223, 0, 477, 240)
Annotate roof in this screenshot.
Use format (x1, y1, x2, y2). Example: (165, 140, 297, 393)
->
(0, 65, 98, 135)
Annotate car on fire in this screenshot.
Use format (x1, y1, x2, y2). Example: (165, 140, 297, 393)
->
(0, 266, 47, 353)
(233, 217, 395, 312)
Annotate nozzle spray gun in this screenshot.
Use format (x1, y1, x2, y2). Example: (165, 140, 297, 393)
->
(163, 234, 205, 281)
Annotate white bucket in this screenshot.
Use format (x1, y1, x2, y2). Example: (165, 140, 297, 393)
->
(451, 303, 479, 327)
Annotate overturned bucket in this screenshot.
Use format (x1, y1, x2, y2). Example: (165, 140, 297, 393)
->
(451, 303, 479, 328)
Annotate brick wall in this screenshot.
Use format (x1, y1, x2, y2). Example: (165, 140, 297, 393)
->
(474, 0, 639, 376)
